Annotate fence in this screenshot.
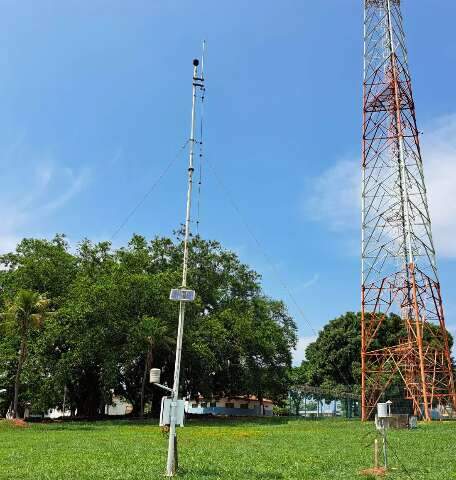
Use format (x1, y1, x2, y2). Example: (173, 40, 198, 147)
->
(288, 385, 360, 419)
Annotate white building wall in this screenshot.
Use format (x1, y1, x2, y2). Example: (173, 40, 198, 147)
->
(185, 397, 274, 416)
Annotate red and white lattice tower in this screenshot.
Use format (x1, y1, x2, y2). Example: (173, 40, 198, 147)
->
(361, 0, 456, 421)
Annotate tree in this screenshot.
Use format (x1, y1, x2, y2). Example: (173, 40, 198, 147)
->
(239, 298, 296, 408)
(0, 234, 298, 417)
(0, 235, 76, 305)
(304, 312, 364, 389)
(288, 365, 309, 415)
(0, 236, 76, 416)
(302, 311, 454, 402)
(1, 290, 50, 418)
(137, 316, 173, 417)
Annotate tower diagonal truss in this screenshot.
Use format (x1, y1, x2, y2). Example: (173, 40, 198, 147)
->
(361, 0, 456, 421)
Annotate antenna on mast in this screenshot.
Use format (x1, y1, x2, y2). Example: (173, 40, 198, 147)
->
(196, 41, 206, 235)
(201, 40, 206, 80)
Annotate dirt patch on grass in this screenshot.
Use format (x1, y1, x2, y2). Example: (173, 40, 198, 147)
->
(360, 467, 387, 477)
(5, 419, 29, 428)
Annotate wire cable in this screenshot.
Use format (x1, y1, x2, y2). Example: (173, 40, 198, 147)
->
(204, 156, 355, 389)
(195, 90, 205, 235)
(205, 157, 313, 331)
(195, 40, 206, 236)
(110, 140, 189, 240)
(385, 436, 415, 480)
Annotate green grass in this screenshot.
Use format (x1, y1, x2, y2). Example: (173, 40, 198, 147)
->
(0, 417, 455, 479)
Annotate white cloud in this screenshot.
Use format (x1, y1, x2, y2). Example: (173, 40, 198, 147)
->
(304, 158, 360, 231)
(293, 335, 317, 366)
(0, 140, 91, 253)
(304, 114, 456, 258)
(0, 234, 23, 254)
(295, 273, 320, 291)
(422, 115, 456, 257)
(41, 167, 91, 213)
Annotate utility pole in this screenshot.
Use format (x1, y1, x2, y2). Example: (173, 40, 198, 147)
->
(360, 0, 456, 420)
(166, 57, 205, 477)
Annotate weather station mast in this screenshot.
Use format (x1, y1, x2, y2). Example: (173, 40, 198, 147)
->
(165, 55, 205, 476)
(361, 0, 456, 421)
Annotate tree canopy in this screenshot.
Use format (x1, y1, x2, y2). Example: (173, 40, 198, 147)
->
(297, 311, 454, 398)
(0, 234, 297, 418)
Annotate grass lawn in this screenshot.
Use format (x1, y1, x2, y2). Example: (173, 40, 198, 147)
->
(0, 417, 455, 479)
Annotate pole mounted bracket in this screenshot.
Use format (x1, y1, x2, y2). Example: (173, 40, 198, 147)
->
(153, 383, 173, 393)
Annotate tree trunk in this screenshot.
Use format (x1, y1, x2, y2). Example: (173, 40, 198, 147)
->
(258, 391, 264, 416)
(76, 369, 101, 418)
(140, 345, 153, 418)
(13, 337, 27, 419)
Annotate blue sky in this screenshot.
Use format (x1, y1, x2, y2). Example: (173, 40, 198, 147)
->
(1, 1, 456, 363)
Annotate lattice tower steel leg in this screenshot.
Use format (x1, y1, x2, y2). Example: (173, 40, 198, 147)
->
(361, 0, 456, 421)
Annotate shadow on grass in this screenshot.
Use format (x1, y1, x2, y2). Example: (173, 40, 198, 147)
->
(32, 423, 102, 432)
(24, 416, 357, 432)
(44, 417, 293, 430)
(183, 416, 356, 428)
(184, 417, 290, 427)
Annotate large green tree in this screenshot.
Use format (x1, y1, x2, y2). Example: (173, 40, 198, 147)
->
(0, 234, 297, 418)
(301, 311, 454, 398)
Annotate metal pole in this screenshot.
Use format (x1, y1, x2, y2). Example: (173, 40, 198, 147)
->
(386, 0, 430, 420)
(62, 385, 67, 419)
(361, 0, 367, 422)
(374, 438, 379, 469)
(385, 0, 414, 267)
(165, 58, 200, 477)
(381, 420, 388, 469)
